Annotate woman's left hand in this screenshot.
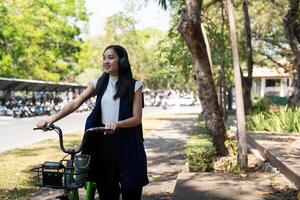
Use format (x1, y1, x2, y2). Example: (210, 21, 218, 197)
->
(104, 122, 118, 134)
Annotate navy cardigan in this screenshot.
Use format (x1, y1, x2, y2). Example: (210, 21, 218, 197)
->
(82, 74, 149, 191)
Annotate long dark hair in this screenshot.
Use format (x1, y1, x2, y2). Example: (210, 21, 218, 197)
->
(95, 45, 134, 102)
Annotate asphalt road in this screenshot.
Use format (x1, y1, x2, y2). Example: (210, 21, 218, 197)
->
(0, 105, 202, 153)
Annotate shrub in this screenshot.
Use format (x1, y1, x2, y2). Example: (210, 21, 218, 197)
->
(247, 106, 300, 133)
(248, 97, 271, 114)
(186, 134, 216, 172)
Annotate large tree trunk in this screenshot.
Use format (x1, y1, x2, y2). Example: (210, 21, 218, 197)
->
(284, 0, 300, 106)
(226, 0, 248, 168)
(242, 0, 254, 112)
(178, 0, 228, 156)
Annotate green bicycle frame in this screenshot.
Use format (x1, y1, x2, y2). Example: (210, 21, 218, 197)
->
(67, 181, 96, 200)
(84, 181, 97, 200)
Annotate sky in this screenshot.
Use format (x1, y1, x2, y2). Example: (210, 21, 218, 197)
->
(84, 0, 171, 36)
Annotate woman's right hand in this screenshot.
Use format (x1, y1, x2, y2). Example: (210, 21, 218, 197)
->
(36, 119, 49, 129)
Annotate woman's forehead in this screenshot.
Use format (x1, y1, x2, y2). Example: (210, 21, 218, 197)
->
(103, 48, 117, 56)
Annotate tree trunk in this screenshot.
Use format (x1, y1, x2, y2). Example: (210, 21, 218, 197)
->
(178, 0, 228, 156)
(220, 1, 227, 119)
(284, 0, 300, 106)
(242, 0, 254, 112)
(226, 0, 248, 168)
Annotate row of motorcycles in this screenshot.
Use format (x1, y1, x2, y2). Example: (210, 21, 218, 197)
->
(0, 99, 95, 118)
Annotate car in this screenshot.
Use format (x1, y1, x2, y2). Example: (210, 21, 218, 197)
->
(179, 95, 195, 106)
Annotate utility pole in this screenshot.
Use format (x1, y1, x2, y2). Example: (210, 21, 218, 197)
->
(225, 0, 248, 169)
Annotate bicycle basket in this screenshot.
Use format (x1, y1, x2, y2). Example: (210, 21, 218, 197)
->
(66, 154, 90, 189)
(31, 154, 90, 190)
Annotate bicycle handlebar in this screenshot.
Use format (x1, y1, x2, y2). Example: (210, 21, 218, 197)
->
(33, 124, 112, 155)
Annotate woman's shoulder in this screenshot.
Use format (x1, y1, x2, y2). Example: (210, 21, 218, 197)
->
(92, 78, 98, 89)
(134, 79, 142, 92)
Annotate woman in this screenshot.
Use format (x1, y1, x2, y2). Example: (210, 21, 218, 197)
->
(36, 45, 149, 200)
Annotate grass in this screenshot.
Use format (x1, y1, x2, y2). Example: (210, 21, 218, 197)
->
(0, 132, 83, 200)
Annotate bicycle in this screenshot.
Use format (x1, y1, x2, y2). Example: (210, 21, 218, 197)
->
(31, 124, 109, 200)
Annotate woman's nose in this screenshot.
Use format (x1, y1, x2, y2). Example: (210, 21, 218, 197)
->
(103, 58, 109, 63)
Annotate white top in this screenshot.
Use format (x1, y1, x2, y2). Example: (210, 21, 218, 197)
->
(92, 75, 142, 124)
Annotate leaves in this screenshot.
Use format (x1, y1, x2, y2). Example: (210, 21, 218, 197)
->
(0, 0, 88, 81)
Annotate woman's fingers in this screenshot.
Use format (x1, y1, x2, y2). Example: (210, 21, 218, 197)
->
(36, 119, 47, 128)
(36, 119, 49, 131)
(104, 122, 118, 134)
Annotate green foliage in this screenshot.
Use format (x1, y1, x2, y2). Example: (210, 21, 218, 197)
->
(186, 116, 216, 173)
(247, 106, 300, 133)
(224, 138, 237, 156)
(223, 139, 240, 173)
(247, 112, 269, 131)
(248, 97, 271, 114)
(203, 1, 234, 86)
(153, 1, 198, 91)
(0, 0, 88, 81)
(187, 134, 216, 172)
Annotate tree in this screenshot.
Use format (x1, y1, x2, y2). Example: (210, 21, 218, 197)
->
(154, 1, 196, 91)
(0, 0, 88, 81)
(177, 0, 228, 156)
(284, 0, 300, 106)
(241, 0, 253, 111)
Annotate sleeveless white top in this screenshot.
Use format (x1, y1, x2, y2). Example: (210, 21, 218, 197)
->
(92, 75, 142, 124)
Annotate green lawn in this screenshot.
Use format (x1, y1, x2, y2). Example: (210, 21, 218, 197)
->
(0, 132, 83, 200)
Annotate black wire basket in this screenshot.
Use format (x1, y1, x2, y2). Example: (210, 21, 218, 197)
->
(31, 154, 90, 190)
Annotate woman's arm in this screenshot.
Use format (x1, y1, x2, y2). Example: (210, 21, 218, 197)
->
(36, 82, 95, 128)
(105, 87, 143, 131)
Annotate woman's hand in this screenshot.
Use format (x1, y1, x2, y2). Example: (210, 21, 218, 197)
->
(36, 119, 49, 130)
(104, 122, 119, 134)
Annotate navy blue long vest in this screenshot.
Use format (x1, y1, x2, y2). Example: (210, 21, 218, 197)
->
(82, 75, 149, 191)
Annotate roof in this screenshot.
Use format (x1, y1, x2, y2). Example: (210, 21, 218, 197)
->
(0, 77, 87, 92)
(252, 66, 293, 79)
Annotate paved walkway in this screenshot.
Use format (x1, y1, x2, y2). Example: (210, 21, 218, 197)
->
(26, 112, 199, 199)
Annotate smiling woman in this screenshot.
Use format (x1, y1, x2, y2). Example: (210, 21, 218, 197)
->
(84, 0, 170, 36)
(36, 44, 148, 200)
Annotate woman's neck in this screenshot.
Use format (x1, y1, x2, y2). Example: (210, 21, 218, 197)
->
(109, 74, 118, 81)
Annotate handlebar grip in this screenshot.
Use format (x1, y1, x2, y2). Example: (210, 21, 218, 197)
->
(33, 123, 54, 131)
(86, 127, 111, 133)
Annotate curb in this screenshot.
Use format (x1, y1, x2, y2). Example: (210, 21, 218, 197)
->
(247, 132, 300, 189)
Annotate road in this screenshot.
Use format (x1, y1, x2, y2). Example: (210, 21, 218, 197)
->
(0, 105, 202, 153)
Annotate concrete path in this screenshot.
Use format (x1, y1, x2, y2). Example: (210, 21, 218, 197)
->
(173, 172, 272, 200)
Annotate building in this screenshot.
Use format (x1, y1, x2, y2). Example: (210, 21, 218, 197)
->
(251, 66, 293, 97)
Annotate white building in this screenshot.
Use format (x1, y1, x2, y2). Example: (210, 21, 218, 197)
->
(252, 66, 293, 97)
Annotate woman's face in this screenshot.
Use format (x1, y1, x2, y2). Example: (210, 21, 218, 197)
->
(102, 48, 119, 76)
